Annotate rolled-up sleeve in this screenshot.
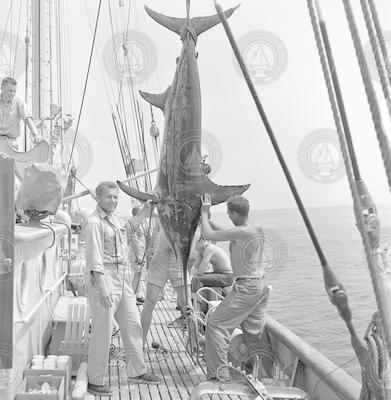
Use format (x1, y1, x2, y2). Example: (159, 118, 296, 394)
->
(85, 219, 105, 274)
(17, 99, 33, 122)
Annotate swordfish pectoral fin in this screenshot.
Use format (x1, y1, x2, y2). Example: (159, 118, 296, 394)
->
(201, 178, 250, 206)
(117, 180, 158, 203)
(144, 5, 239, 38)
(139, 88, 170, 111)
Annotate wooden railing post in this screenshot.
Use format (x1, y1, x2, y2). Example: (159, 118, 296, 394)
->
(0, 156, 14, 368)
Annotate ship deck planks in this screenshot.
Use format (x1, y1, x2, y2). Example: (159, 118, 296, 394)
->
(86, 283, 240, 400)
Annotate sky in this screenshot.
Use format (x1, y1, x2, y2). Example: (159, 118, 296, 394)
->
(2, 0, 391, 215)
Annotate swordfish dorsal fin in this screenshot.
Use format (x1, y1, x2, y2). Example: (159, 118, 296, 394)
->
(202, 178, 250, 205)
(139, 87, 170, 110)
(144, 5, 240, 38)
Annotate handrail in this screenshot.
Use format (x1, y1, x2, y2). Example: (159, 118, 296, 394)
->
(15, 272, 68, 325)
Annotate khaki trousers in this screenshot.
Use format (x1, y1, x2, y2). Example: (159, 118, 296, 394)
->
(205, 277, 270, 378)
(87, 263, 146, 385)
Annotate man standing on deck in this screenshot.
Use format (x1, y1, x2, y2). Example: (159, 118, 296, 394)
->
(140, 226, 191, 347)
(126, 204, 149, 305)
(200, 194, 270, 381)
(0, 77, 40, 149)
(85, 181, 161, 397)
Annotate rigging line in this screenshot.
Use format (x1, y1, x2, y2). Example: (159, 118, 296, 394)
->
(360, 0, 391, 121)
(212, 0, 328, 267)
(342, 0, 391, 194)
(367, 0, 391, 86)
(0, 2, 12, 53)
(23, 0, 30, 152)
(84, 0, 116, 112)
(313, 0, 391, 367)
(137, 101, 152, 190)
(111, 112, 129, 178)
(308, 0, 371, 367)
(66, 0, 102, 175)
(11, 0, 23, 77)
(312, 0, 361, 181)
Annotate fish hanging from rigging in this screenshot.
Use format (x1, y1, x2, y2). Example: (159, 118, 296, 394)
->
(117, 5, 249, 288)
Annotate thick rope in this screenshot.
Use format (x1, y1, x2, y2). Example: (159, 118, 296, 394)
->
(367, 0, 391, 89)
(307, 3, 391, 398)
(359, 0, 391, 122)
(342, 0, 391, 194)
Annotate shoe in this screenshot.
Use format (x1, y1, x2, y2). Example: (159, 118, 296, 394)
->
(129, 371, 162, 385)
(136, 296, 145, 304)
(87, 383, 113, 396)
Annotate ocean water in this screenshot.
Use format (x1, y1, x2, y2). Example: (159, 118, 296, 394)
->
(212, 204, 391, 382)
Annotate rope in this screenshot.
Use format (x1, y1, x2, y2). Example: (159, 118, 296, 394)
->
(212, 0, 329, 268)
(367, 0, 391, 89)
(341, 0, 391, 359)
(342, 0, 391, 194)
(359, 0, 391, 122)
(66, 0, 102, 174)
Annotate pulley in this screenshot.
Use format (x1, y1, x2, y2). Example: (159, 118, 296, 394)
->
(150, 121, 160, 138)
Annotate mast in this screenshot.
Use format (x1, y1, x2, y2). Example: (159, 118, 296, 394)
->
(31, 0, 52, 142)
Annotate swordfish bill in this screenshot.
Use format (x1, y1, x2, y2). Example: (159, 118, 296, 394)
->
(118, 5, 249, 289)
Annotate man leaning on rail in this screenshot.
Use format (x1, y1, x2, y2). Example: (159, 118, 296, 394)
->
(84, 181, 161, 397)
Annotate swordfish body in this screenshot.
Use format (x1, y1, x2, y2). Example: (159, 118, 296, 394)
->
(118, 5, 249, 289)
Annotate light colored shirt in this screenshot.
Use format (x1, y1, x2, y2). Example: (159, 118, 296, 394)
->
(126, 217, 147, 262)
(0, 96, 32, 139)
(84, 205, 128, 274)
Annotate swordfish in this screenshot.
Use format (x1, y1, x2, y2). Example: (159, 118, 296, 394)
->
(118, 5, 249, 289)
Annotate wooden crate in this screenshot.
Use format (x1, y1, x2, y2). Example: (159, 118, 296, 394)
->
(15, 375, 64, 400)
(24, 358, 70, 400)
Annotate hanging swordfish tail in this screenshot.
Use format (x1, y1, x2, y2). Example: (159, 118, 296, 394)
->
(143, 5, 240, 38)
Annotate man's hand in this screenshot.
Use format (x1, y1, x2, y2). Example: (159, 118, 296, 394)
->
(201, 193, 211, 216)
(93, 273, 113, 308)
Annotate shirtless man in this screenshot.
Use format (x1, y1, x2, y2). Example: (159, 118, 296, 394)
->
(190, 240, 233, 314)
(200, 194, 270, 381)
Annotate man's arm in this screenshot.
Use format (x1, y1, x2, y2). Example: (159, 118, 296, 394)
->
(18, 100, 40, 143)
(84, 219, 112, 308)
(196, 246, 214, 275)
(200, 195, 242, 242)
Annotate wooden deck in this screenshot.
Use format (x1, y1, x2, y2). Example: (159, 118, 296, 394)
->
(86, 284, 216, 400)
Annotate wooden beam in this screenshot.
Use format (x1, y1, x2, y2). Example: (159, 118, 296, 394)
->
(0, 157, 14, 368)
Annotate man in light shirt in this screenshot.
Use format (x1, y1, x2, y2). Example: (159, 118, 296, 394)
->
(84, 181, 161, 396)
(0, 77, 40, 149)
